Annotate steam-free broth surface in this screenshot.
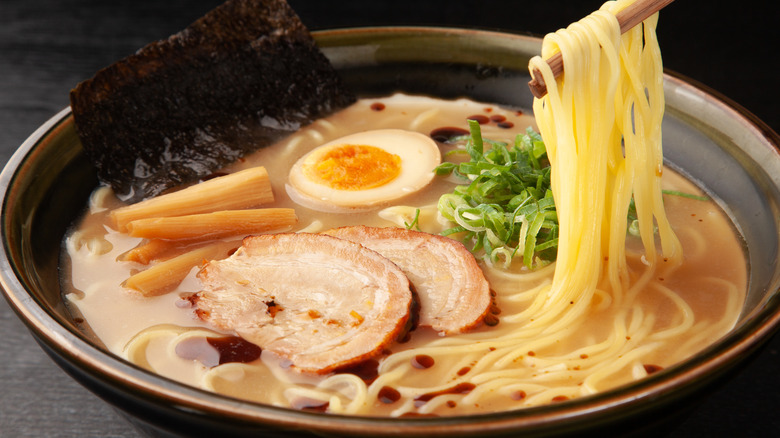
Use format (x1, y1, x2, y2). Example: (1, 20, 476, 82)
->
(62, 94, 746, 416)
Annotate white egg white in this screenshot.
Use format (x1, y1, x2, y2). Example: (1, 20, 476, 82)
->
(286, 129, 441, 212)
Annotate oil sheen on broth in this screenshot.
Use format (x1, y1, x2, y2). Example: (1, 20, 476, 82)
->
(62, 94, 747, 416)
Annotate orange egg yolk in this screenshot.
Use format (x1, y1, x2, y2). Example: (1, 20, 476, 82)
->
(305, 144, 402, 190)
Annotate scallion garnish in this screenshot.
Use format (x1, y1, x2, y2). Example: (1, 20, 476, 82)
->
(435, 120, 557, 269)
(626, 190, 710, 236)
(404, 208, 422, 231)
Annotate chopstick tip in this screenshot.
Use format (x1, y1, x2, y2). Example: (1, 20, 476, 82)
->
(528, 68, 547, 99)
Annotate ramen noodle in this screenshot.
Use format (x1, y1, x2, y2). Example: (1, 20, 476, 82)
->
(524, 0, 682, 350)
(62, 1, 746, 417)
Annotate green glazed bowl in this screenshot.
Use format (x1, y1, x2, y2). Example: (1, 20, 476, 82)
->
(2, 27, 780, 437)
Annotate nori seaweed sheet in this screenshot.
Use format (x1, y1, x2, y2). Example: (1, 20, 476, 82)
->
(69, 0, 355, 203)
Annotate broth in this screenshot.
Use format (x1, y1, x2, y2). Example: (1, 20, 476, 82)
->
(62, 94, 746, 416)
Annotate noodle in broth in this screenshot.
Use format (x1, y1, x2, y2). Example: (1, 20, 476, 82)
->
(63, 94, 745, 416)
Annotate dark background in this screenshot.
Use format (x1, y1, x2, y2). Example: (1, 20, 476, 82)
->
(1, 0, 778, 436)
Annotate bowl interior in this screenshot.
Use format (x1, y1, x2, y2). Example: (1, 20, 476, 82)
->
(2, 27, 780, 436)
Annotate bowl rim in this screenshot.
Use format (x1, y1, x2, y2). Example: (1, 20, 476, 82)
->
(2, 25, 780, 436)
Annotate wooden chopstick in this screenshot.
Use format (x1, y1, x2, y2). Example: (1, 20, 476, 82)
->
(527, 0, 676, 98)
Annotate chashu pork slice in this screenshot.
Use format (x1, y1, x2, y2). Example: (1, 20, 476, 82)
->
(323, 226, 492, 335)
(193, 233, 412, 374)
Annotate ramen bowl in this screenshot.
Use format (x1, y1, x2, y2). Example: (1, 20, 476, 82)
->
(2, 27, 779, 437)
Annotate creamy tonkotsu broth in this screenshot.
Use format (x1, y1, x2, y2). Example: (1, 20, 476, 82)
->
(62, 94, 746, 416)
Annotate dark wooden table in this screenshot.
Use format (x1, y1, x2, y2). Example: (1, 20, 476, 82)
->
(2, 1, 778, 436)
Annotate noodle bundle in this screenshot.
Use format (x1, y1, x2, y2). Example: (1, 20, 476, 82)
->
(528, 0, 682, 330)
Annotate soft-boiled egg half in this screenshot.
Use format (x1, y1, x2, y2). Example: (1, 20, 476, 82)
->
(287, 129, 441, 212)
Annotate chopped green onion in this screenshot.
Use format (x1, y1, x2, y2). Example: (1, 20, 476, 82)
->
(434, 121, 557, 269)
(404, 208, 422, 231)
(627, 190, 710, 236)
(662, 190, 709, 202)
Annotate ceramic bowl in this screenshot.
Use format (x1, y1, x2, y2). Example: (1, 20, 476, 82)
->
(2, 27, 780, 437)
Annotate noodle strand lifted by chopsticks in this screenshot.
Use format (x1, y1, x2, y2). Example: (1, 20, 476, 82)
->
(528, 0, 682, 330)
